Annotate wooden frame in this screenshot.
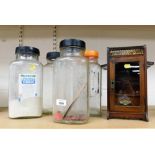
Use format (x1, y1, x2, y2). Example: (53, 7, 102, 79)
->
(107, 45, 148, 121)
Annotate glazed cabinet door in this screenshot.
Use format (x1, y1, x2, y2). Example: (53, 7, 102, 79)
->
(108, 56, 146, 112)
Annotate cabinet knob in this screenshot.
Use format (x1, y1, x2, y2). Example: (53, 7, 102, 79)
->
(111, 80, 115, 89)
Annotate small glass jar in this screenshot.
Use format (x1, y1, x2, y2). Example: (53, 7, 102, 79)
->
(9, 46, 43, 118)
(85, 50, 101, 116)
(43, 52, 60, 114)
(53, 39, 89, 124)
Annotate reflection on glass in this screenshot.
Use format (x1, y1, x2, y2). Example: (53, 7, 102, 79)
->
(115, 62, 140, 106)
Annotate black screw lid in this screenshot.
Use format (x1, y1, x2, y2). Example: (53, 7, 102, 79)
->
(59, 39, 86, 49)
(15, 46, 40, 56)
(46, 52, 60, 60)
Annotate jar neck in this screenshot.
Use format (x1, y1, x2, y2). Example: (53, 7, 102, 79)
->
(46, 59, 55, 64)
(16, 53, 39, 61)
(88, 57, 98, 63)
(60, 47, 85, 57)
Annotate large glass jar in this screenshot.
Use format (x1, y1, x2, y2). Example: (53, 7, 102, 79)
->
(9, 46, 43, 118)
(43, 52, 60, 114)
(53, 39, 89, 124)
(84, 50, 101, 116)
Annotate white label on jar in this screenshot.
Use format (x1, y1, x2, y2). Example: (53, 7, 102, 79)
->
(18, 74, 38, 101)
(56, 99, 67, 107)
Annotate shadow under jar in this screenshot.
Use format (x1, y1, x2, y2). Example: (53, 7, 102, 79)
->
(53, 39, 89, 124)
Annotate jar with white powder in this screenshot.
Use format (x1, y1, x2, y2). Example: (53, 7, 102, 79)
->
(9, 46, 43, 118)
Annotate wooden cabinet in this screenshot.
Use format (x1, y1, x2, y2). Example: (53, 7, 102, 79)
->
(107, 45, 148, 121)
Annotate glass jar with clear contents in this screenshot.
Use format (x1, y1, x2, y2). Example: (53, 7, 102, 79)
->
(43, 52, 60, 114)
(9, 46, 43, 118)
(53, 39, 89, 124)
(84, 50, 101, 116)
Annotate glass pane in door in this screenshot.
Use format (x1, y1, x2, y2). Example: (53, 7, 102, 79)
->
(114, 61, 140, 106)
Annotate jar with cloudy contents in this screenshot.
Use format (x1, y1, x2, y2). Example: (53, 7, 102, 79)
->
(53, 39, 89, 124)
(43, 52, 60, 114)
(85, 50, 101, 116)
(9, 46, 43, 118)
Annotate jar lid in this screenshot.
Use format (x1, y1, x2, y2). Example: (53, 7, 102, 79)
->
(59, 39, 86, 49)
(15, 46, 40, 56)
(84, 50, 99, 58)
(46, 52, 60, 60)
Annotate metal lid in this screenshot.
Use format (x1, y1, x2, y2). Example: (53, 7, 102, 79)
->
(60, 39, 86, 49)
(15, 46, 40, 56)
(46, 51, 60, 60)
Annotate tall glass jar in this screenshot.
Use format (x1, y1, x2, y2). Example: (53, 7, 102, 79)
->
(84, 50, 101, 116)
(9, 46, 43, 118)
(53, 39, 89, 124)
(43, 52, 60, 114)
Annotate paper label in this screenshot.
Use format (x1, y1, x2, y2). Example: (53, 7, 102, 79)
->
(56, 99, 67, 107)
(18, 74, 38, 101)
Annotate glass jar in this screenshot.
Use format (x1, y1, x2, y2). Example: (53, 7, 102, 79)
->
(53, 39, 89, 124)
(84, 50, 101, 116)
(43, 52, 60, 114)
(9, 46, 43, 118)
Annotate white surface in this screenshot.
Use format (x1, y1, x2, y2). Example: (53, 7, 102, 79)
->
(0, 25, 155, 106)
(0, 0, 154, 25)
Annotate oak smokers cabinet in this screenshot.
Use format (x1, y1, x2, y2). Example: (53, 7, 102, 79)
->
(107, 45, 148, 121)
